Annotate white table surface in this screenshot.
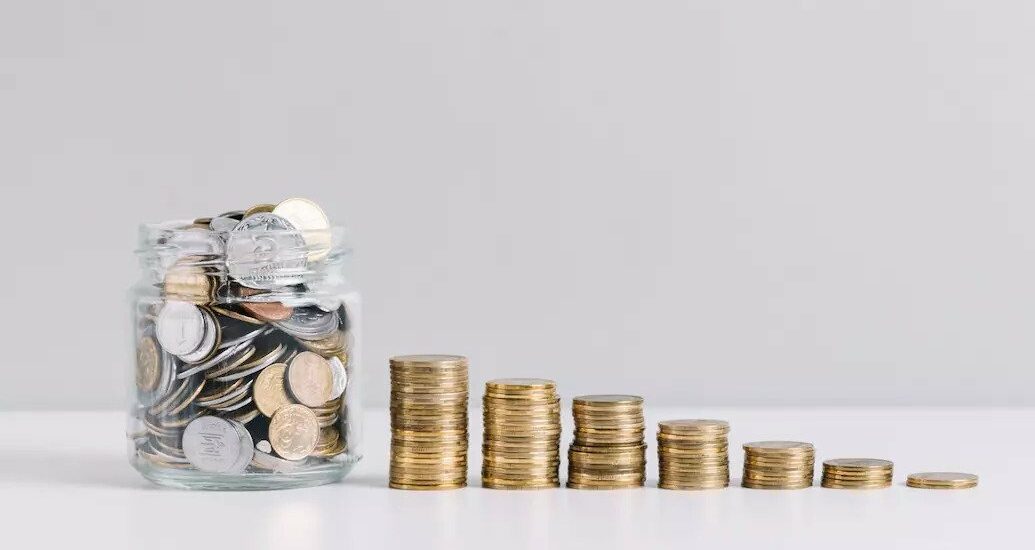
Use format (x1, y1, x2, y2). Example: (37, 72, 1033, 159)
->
(2, 407, 1029, 549)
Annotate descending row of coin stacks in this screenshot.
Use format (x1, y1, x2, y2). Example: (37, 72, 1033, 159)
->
(821, 458, 893, 489)
(741, 441, 815, 489)
(567, 395, 646, 489)
(656, 420, 730, 490)
(481, 379, 561, 489)
(133, 198, 352, 480)
(389, 355, 469, 490)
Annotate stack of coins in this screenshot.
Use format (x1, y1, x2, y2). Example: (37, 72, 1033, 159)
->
(481, 378, 561, 489)
(742, 441, 815, 490)
(130, 198, 353, 477)
(907, 472, 978, 490)
(389, 355, 469, 490)
(821, 458, 893, 489)
(567, 395, 646, 489)
(657, 419, 730, 490)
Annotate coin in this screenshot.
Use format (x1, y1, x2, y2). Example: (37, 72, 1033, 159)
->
(226, 213, 307, 289)
(272, 198, 332, 261)
(269, 404, 321, 460)
(286, 351, 334, 407)
(253, 363, 295, 417)
(328, 356, 348, 399)
(156, 302, 206, 357)
(136, 337, 161, 392)
(182, 416, 252, 473)
(906, 472, 978, 489)
(241, 300, 294, 322)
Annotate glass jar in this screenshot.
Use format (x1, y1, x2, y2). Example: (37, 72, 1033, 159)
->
(128, 211, 362, 490)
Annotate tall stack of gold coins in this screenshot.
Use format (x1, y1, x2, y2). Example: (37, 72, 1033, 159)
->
(821, 458, 893, 489)
(481, 378, 561, 489)
(567, 395, 646, 489)
(389, 355, 469, 490)
(657, 419, 730, 490)
(742, 441, 815, 490)
(907, 472, 978, 490)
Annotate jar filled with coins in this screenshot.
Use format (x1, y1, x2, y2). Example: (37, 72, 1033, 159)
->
(128, 199, 362, 490)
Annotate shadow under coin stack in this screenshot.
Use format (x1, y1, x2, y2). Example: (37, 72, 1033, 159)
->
(567, 395, 646, 489)
(742, 441, 815, 490)
(657, 419, 730, 490)
(821, 458, 893, 489)
(481, 378, 561, 489)
(389, 355, 469, 490)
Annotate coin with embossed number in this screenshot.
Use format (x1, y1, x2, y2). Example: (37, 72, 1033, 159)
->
(182, 416, 252, 473)
(269, 404, 320, 460)
(286, 352, 333, 407)
(226, 213, 307, 290)
(156, 302, 206, 357)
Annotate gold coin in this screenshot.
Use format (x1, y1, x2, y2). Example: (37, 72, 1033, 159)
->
(823, 458, 893, 470)
(286, 352, 334, 407)
(269, 404, 321, 460)
(253, 364, 295, 417)
(244, 203, 276, 217)
(744, 441, 814, 454)
(906, 472, 978, 489)
(658, 419, 730, 434)
(390, 354, 469, 368)
(136, 336, 160, 392)
(573, 394, 643, 406)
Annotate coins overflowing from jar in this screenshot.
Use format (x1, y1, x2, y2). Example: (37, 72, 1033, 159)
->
(567, 395, 646, 489)
(481, 378, 561, 489)
(906, 472, 978, 490)
(389, 355, 469, 490)
(657, 419, 730, 490)
(821, 458, 893, 489)
(130, 198, 352, 477)
(742, 441, 815, 490)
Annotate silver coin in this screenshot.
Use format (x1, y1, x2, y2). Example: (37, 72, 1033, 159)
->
(195, 380, 253, 409)
(159, 228, 225, 270)
(218, 325, 268, 350)
(228, 419, 255, 473)
(329, 356, 347, 399)
(176, 338, 250, 379)
(182, 416, 248, 473)
(208, 216, 240, 233)
(256, 440, 273, 453)
(156, 302, 206, 357)
(226, 213, 307, 290)
(275, 307, 339, 340)
(178, 309, 218, 364)
(211, 343, 287, 383)
(251, 448, 307, 472)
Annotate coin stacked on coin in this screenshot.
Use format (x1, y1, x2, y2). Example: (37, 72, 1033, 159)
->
(657, 419, 730, 490)
(742, 441, 815, 490)
(130, 198, 353, 478)
(481, 378, 561, 489)
(821, 458, 893, 489)
(389, 355, 469, 490)
(906, 472, 978, 490)
(567, 395, 646, 489)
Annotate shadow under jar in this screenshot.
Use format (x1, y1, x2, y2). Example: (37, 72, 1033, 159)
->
(128, 213, 362, 490)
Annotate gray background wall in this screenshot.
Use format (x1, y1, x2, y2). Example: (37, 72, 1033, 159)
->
(2, 1, 1033, 409)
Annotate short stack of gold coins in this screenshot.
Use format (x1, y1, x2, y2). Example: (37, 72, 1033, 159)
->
(481, 378, 561, 489)
(389, 354, 469, 490)
(906, 472, 978, 490)
(567, 395, 646, 489)
(657, 419, 730, 490)
(821, 458, 893, 489)
(742, 441, 815, 490)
